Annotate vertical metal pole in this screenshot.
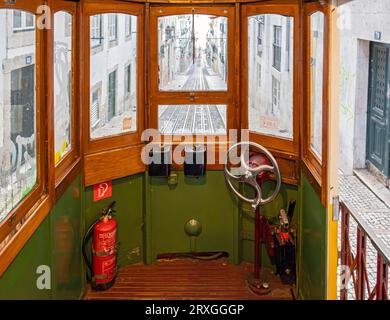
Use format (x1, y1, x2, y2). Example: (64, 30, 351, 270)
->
(356, 226, 366, 300)
(340, 205, 347, 300)
(376, 255, 389, 300)
(254, 207, 260, 280)
(376, 254, 384, 300)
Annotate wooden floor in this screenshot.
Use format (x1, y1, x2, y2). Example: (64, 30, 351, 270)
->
(85, 258, 293, 300)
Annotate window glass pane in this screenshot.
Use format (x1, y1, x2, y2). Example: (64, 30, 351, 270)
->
(90, 15, 102, 48)
(158, 104, 227, 135)
(248, 14, 294, 139)
(54, 12, 72, 165)
(25, 13, 34, 28)
(13, 10, 21, 29)
(158, 14, 228, 92)
(310, 12, 324, 158)
(90, 14, 138, 139)
(0, 9, 37, 222)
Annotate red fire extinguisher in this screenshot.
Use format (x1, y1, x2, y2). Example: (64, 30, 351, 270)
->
(82, 201, 118, 291)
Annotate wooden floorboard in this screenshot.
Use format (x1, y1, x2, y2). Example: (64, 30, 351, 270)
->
(85, 258, 293, 300)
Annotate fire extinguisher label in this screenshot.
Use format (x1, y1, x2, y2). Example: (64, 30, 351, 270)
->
(97, 230, 116, 252)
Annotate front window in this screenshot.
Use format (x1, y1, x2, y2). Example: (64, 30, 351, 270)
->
(158, 14, 228, 92)
(0, 9, 37, 222)
(158, 104, 227, 135)
(248, 14, 294, 139)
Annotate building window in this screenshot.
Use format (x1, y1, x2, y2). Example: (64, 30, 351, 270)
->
(65, 13, 72, 38)
(125, 15, 132, 38)
(90, 15, 102, 48)
(107, 70, 117, 122)
(273, 25, 282, 71)
(13, 10, 35, 32)
(91, 88, 100, 128)
(257, 15, 264, 46)
(54, 12, 73, 165)
(108, 14, 118, 41)
(1, 9, 37, 223)
(257, 63, 261, 88)
(285, 18, 291, 72)
(272, 76, 280, 114)
(125, 64, 131, 96)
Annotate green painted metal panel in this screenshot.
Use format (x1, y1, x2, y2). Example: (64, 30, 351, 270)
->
(50, 174, 84, 300)
(298, 171, 326, 300)
(0, 217, 52, 300)
(84, 174, 144, 267)
(145, 171, 240, 264)
(0, 174, 84, 300)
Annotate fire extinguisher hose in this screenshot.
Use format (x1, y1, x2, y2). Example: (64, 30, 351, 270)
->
(82, 218, 99, 283)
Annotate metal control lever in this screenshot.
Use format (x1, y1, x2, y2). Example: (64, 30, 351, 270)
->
(224, 141, 281, 209)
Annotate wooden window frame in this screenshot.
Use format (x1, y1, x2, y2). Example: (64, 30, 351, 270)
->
(0, 0, 51, 275)
(148, 4, 239, 170)
(50, 1, 82, 199)
(241, 1, 300, 185)
(241, 2, 300, 158)
(82, 1, 145, 186)
(302, 2, 330, 204)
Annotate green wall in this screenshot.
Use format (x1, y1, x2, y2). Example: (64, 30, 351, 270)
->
(297, 171, 327, 300)
(84, 174, 144, 266)
(145, 171, 240, 264)
(0, 175, 84, 300)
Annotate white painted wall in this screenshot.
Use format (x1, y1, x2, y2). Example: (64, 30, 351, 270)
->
(339, 0, 390, 174)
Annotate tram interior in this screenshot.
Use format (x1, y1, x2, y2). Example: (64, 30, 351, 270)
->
(0, 0, 389, 301)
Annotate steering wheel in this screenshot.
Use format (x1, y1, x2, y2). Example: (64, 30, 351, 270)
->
(224, 141, 281, 209)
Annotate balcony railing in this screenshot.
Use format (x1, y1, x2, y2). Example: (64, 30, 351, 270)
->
(339, 200, 389, 300)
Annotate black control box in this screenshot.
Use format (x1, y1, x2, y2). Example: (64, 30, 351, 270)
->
(184, 145, 206, 177)
(148, 145, 171, 177)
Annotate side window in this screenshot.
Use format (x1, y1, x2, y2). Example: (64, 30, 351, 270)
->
(0, 9, 37, 222)
(89, 13, 138, 139)
(309, 12, 325, 159)
(54, 11, 72, 165)
(248, 14, 294, 139)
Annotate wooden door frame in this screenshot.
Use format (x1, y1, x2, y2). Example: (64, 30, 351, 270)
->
(366, 41, 390, 177)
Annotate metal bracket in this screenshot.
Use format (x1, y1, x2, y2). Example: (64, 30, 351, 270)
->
(4, 0, 16, 5)
(332, 195, 340, 221)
